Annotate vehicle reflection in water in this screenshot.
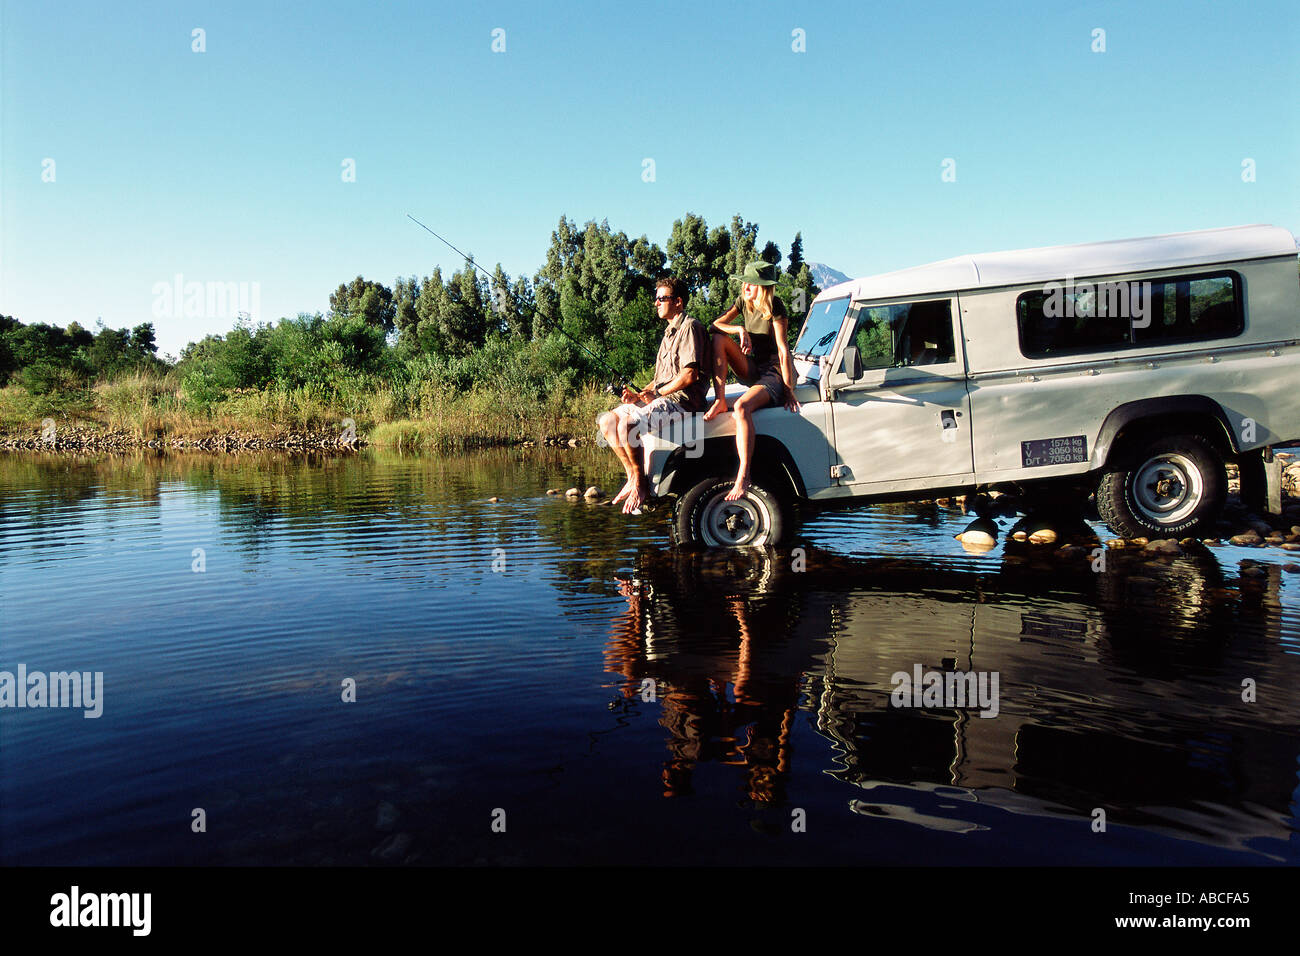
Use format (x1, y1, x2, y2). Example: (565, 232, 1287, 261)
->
(599, 543, 1299, 859)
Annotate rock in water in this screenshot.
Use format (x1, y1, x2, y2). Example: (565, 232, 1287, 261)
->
(1028, 528, 1057, 545)
(956, 517, 998, 553)
(584, 486, 604, 500)
(1144, 538, 1182, 555)
(546, 489, 560, 496)
(1229, 531, 1262, 546)
(565, 488, 581, 498)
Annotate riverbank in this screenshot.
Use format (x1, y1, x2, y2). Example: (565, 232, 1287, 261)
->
(0, 377, 613, 452)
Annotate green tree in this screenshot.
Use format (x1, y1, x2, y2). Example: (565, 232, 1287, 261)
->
(558, 277, 600, 341)
(130, 323, 158, 361)
(607, 289, 660, 381)
(413, 267, 452, 356)
(329, 277, 396, 333)
(508, 275, 534, 339)
(87, 324, 132, 377)
(432, 261, 489, 357)
(531, 281, 560, 339)
(488, 264, 515, 336)
(666, 213, 713, 293)
(393, 276, 420, 345)
(0, 314, 20, 384)
(629, 234, 666, 280)
(787, 232, 805, 277)
(722, 214, 759, 278)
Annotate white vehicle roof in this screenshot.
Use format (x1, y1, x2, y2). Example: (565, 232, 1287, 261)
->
(820, 224, 1299, 302)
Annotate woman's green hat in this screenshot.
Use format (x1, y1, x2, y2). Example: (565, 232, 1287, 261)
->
(731, 260, 781, 286)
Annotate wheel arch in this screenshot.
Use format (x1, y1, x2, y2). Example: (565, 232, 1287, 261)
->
(659, 435, 807, 502)
(1094, 396, 1240, 467)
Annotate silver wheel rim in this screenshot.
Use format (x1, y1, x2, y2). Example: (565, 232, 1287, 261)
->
(700, 491, 770, 546)
(1131, 453, 1203, 526)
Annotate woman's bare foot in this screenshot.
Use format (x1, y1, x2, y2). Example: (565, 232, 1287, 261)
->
(703, 398, 729, 422)
(724, 474, 751, 501)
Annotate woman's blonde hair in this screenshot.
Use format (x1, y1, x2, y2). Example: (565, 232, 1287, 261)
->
(745, 283, 774, 323)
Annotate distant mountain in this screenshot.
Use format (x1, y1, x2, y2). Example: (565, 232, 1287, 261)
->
(808, 262, 851, 289)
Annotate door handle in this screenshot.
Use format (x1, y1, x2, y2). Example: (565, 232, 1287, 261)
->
(940, 409, 960, 443)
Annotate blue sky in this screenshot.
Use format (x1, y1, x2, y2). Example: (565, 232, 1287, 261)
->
(2, 0, 1297, 358)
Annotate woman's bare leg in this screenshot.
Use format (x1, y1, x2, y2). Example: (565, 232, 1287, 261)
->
(704, 334, 754, 422)
(726, 385, 773, 500)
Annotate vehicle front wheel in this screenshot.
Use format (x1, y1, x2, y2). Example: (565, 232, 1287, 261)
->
(1095, 434, 1226, 538)
(672, 476, 793, 547)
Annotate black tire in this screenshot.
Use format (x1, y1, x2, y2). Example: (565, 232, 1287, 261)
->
(1095, 434, 1226, 538)
(672, 476, 792, 547)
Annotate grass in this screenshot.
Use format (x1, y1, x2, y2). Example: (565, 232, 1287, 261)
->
(0, 371, 615, 450)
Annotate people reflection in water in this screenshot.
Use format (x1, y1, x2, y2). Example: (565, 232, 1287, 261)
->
(606, 552, 803, 805)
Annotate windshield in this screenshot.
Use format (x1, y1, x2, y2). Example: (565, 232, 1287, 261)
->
(794, 296, 851, 359)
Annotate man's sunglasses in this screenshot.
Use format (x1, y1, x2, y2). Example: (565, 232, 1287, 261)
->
(654, 295, 676, 303)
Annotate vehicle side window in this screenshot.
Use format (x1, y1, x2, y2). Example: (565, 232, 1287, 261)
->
(1017, 271, 1241, 358)
(1136, 275, 1239, 344)
(849, 299, 956, 370)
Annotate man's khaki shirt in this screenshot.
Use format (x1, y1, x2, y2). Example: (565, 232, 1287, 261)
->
(652, 313, 710, 412)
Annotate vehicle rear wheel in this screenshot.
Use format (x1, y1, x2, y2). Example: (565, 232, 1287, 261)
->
(672, 476, 792, 547)
(1095, 434, 1225, 538)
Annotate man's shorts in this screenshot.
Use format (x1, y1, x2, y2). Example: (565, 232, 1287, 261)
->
(737, 360, 786, 407)
(606, 395, 692, 445)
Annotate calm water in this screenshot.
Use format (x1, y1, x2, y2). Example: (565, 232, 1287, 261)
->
(1, 447, 1297, 866)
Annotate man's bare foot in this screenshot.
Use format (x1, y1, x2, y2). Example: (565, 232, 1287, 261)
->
(612, 477, 637, 505)
(724, 475, 751, 501)
(703, 398, 729, 422)
(623, 479, 648, 514)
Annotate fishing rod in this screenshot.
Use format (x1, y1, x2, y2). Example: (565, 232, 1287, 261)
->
(406, 214, 641, 394)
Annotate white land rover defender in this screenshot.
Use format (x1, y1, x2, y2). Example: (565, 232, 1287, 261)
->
(644, 224, 1300, 546)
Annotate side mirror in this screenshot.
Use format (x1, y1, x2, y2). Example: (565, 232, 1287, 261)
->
(841, 345, 864, 381)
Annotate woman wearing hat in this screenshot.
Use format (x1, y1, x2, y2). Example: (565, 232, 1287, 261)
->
(703, 259, 800, 501)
